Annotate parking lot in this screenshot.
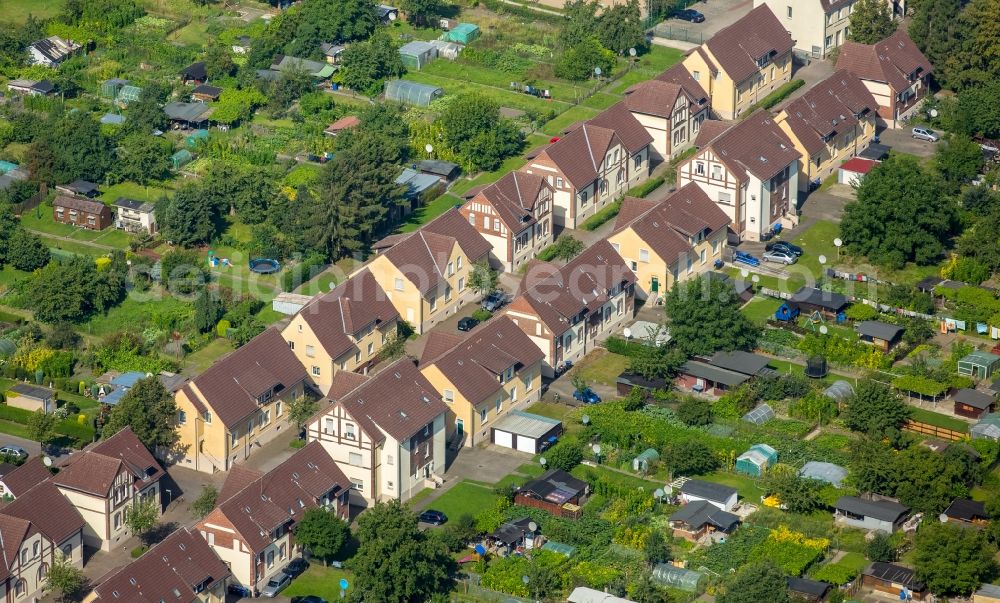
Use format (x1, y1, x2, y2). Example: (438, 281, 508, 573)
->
(877, 126, 940, 158)
(653, 0, 754, 45)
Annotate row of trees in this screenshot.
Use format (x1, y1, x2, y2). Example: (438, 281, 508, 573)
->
(555, 0, 645, 80)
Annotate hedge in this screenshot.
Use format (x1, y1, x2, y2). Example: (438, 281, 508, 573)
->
(580, 198, 623, 231)
(739, 79, 805, 118)
(603, 335, 649, 357)
(625, 176, 666, 199)
(0, 404, 95, 445)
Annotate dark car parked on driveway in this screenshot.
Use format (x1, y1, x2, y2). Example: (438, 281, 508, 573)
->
(573, 388, 601, 404)
(457, 317, 479, 332)
(673, 8, 705, 22)
(419, 510, 448, 525)
(283, 558, 309, 578)
(765, 241, 803, 257)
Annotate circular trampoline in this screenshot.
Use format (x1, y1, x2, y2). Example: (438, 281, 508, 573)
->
(248, 258, 281, 274)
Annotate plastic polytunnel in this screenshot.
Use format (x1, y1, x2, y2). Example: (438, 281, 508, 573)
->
(651, 564, 704, 592)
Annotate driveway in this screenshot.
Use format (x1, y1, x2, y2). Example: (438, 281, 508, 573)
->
(411, 445, 529, 512)
(653, 0, 755, 46)
(877, 126, 938, 158)
(777, 57, 837, 110)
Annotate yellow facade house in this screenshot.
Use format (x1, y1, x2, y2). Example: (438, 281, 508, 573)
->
(419, 316, 544, 447)
(774, 70, 879, 192)
(281, 269, 400, 395)
(362, 208, 492, 335)
(608, 183, 731, 300)
(681, 5, 795, 120)
(174, 327, 310, 474)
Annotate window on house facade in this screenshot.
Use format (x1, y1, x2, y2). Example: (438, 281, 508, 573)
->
(387, 454, 394, 465)
(178, 410, 186, 424)
(349, 452, 363, 466)
(483, 216, 489, 229)
(457, 256, 462, 270)
(266, 551, 275, 568)
(496, 396, 502, 413)
(447, 262, 454, 276)
(695, 162, 705, 175)
(580, 190, 588, 205)
(351, 479, 363, 491)
(14, 579, 25, 597)
(700, 249, 707, 264)
(312, 366, 320, 376)
(444, 389, 454, 403)
(324, 418, 335, 434)
(260, 409, 270, 427)
(232, 431, 238, 446)
(444, 286, 452, 303)
(480, 408, 488, 424)
(468, 214, 475, 225)
(639, 249, 649, 263)
(786, 5, 792, 17)
(345, 423, 356, 439)
(276, 400, 282, 416)
(718, 192, 732, 204)
(203, 411, 212, 424)
(692, 70, 700, 81)
(458, 277, 465, 291)
(430, 295, 438, 312)
(394, 278, 404, 291)
(114, 512, 122, 530)
(305, 345, 315, 357)
(556, 177, 563, 188)
(367, 342, 374, 356)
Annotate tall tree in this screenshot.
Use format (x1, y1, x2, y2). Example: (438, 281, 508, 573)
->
(664, 276, 759, 357)
(111, 133, 172, 185)
(840, 155, 959, 268)
(296, 507, 350, 562)
(6, 228, 50, 272)
(45, 552, 86, 602)
(287, 396, 320, 432)
(847, 0, 896, 44)
(935, 134, 985, 192)
(27, 112, 113, 185)
(644, 528, 672, 565)
(351, 501, 454, 602)
(909, 0, 966, 89)
(400, 0, 443, 27)
(865, 531, 897, 562)
(193, 289, 223, 334)
(191, 485, 218, 518)
(841, 380, 910, 437)
(913, 522, 998, 596)
(125, 498, 159, 546)
(102, 377, 179, 454)
(157, 183, 225, 247)
(27, 410, 56, 450)
(438, 93, 524, 171)
(559, 0, 601, 48)
(555, 37, 616, 81)
(340, 32, 405, 97)
(598, 0, 645, 54)
(468, 261, 499, 296)
(717, 561, 790, 603)
(765, 467, 824, 514)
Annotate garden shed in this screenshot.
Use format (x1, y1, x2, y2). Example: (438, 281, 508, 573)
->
(445, 23, 480, 44)
(953, 388, 996, 419)
(799, 461, 847, 487)
(735, 443, 778, 476)
(171, 149, 194, 169)
(958, 350, 1000, 380)
(384, 79, 443, 106)
(742, 403, 775, 425)
(971, 413, 1000, 441)
(399, 41, 438, 70)
(651, 564, 704, 592)
(428, 40, 463, 60)
(632, 448, 659, 472)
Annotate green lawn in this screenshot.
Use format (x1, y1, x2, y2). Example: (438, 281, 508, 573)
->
(524, 401, 574, 421)
(697, 470, 766, 502)
(742, 296, 782, 325)
(581, 92, 624, 110)
(168, 20, 211, 46)
(765, 358, 838, 384)
(429, 480, 500, 519)
(0, 419, 32, 440)
(404, 72, 572, 115)
(571, 464, 662, 491)
(184, 338, 235, 375)
(397, 194, 463, 234)
(570, 349, 629, 387)
(0, 0, 64, 22)
(541, 105, 601, 136)
(41, 237, 109, 258)
(285, 565, 354, 600)
(0, 266, 28, 291)
(908, 407, 970, 433)
(99, 181, 174, 204)
(82, 294, 193, 338)
(420, 60, 590, 103)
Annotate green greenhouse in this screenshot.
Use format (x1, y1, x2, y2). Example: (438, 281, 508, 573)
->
(735, 443, 778, 477)
(186, 129, 209, 148)
(651, 564, 704, 592)
(101, 78, 129, 98)
(632, 448, 659, 473)
(171, 149, 194, 169)
(384, 79, 443, 106)
(117, 85, 142, 105)
(445, 23, 480, 44)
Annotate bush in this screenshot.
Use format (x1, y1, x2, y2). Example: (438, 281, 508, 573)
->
(471, 309, 492, 322)
(216, 319, 231, 338)
(604, 336, 648, 357)
(625, 176, 665, 199)
(845, 303, 878, 321)
(130, 545, 148, 558)
(282, 253, 327, 292)
(580, 198, 622, 231)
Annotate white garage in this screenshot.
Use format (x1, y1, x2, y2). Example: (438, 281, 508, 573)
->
(490, 411, 562, 455)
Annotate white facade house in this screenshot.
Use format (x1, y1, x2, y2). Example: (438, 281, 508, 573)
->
(678, 479, 739, 512)
(113, 197, 157, 234)
(27, 36, 81, 67)
(755, 0, 905, 58)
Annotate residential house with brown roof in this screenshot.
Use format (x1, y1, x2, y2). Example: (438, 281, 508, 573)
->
(195, 442, 349, 594)
(680, 5, 795, 120)
(306, 359, 448, 506)
(53, 427, 164, 552)
(520, 104, 652, 229)
(676, 110, 802, 241)
(607, 183, 731, 299)
(775, 70, 879, 192)
(459, 172, 554, 272)
(0, 481, 86, 601)
(502, 241, 636, 377)
(53, 196, 113, 230)
(363, 209, 491, 334)
(836, 30, 932, 127)
(175, 328, 311, 474)
(0, 458, 51, 499)
(85, 527, 231, 603)
(625, 72, 710, 161)
(419, 317, 545, 448)
(754, 0, 903, 59)
(281, 269, 400, 395)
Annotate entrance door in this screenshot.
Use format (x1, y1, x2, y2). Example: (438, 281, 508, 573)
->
(651, 277, 659, 293)
(456, 419, 464, 437)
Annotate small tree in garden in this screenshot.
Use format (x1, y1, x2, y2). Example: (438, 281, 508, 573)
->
(469, 260, 499, 296)
(125, 498, 159, 546)
(551, 235, 585, 261)
(191, 485, 218, 519)
(296, 507, 350, 563)
(644, 528, 671, 565)
(865, 531, 897, 562)
(45, 552, 85, 602)
(27, 410, 56, 451)
(287, 396, 319, 433)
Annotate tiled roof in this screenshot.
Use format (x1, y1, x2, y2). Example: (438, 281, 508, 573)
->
(542, 123, 620, 189)
(699, 110, 801, 181)
(656, 63, 710, 106)
(1, 458, 50, 498)
(3, 481, 85, 544)
(213, 441, 349, 553)
(327, 370, 369, 399)
(188, 328, 308, 427)
(217, 465, 262, 504)
(779, 70, 878, 156)
(325, 115, 360, 134)
(91, 527, 230, 603)
(613, 197, 657, 228)
(376, 209, 491, 295)
(586, 102, 654, 153)
(624, 79, 696, 118)
(515, 240, 634, 335)
(703, 5, 794, 82)
(418, 331, 464, 367)
(333, 359, 447, 443)
(837, 30, 931, 92)
(0, 514, 30, 580)
(693, 119, 731, 147)
(53, 195, 107, 214)
(612, 183, 730, 266)
(473, 171, 551, 232)
(297, 269, 399, 363)
(423, 317, 545, 404)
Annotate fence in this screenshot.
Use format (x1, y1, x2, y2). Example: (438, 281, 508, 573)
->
(651, 23, 703, 44)
(902, 419, 966, 441)
(11, 184, 47, 216)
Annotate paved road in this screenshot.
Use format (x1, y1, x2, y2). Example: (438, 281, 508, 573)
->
(0, 434, 42, 459)
(653, 0, 754, 45)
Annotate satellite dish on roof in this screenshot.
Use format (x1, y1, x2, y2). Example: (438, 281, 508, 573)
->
(42, 456, 52, 467)
(819, 325, 828, 335)
(819, 254, 827, 265)
(929, 108, 939, 118)
(528, 521, 538, 532)
(834, 238, 843, 248)
(740, 268, 749, 278)
(623, 327, 632, 339)
(388, 11, 397, 20)
(629, 47, 637, 57)
(540, 457, 547, 466)
(425, 144, 433, 153)
(654, 488, 664, 499)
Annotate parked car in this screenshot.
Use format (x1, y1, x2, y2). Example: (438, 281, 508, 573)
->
(283, 558, 308, 578)
(419, 510, 448, 525)
(457, 317, 479, 332)
(573, 388, 602, 404)
(673, 8, 705, 22)
(733, 250, 760, 267)
(765, 241, 803, 257)
(762, 249, 797, 265)
(912, 127, 939, 142)
(228, 584, 253, 598)
(482, 291, 506, 312)
(0, 445, 27, 459)
(260, 573, 292, 598)
(293, 597, 330, 603)
(539, 435, 558, 452)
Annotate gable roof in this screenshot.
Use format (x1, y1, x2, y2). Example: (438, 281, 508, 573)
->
(8, 383, 53, 400)
(612, 183, 730, 265)
(114, 197, 155, 213)
(514, 240, 634, 335)
(186, 328, 308, 427)
(856, 320, 904, 342)
(703, 5, 794, 82)
(0, 458, 51, 497)
(53, 195, 107, 215)
(179, 61, 207, 81)
(699, 110, 801, 181)
(418, 331, 464, 367)
(655, 63, 710, 107)
(91, 527, 231, 603)
(54, 427, 163, 497)
(835, 496, 909, 522)
(297, 269, 399, 364)
(520, 469, 587, 503)
(542, 123, 620, 189)
(709, 351, 772, 376)
(423, 317, 545, 403)
(473, 171, 551, 232)
(29, 36, 79, 63)
(191, 84, 222, 98)
(787, 577, 831, 599)
(864, 562, 925, 591)
(586, 102, 654, 153)
(213, 441, 349, 553)
(836, 30, 932, 92)
(789, 286, 849, 312)
(623, 80, 684, 118)
(332, 359, 448, 443)
(669, 499, 739, 531)
(779, 70, 879, 156)
(375, 208, 491, 295)
(693, 119, 731, 147)
(3, 481, 85, 544)
(942, 498, 987, 522)
(680, 479, 737, 503)
(0, 513, 30, 580)
(954, 388, 995, 410)
(325, 115, 361, 134)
